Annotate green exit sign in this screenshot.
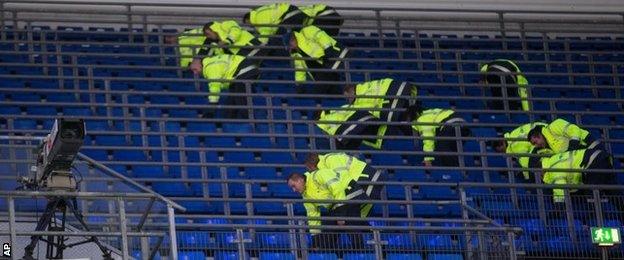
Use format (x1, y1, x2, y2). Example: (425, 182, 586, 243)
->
(591, 227, 621, 246)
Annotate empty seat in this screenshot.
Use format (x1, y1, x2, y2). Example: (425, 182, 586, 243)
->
(387, 253, 423, 260)
(178, 251, 205, 260)
(427, 254, 463, 260)
(342, 253, 376, 260)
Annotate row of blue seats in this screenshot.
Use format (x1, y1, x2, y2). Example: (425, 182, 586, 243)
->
(6, 25, 623, 51)
(143, 251, 463, 260)
(3, 40, 622, 64)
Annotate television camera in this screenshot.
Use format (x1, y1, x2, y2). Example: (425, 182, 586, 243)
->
(20, 118, 112, 260)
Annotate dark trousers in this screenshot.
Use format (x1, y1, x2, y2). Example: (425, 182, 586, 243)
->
(223, 59, 259, 119)
(334, 110, 381, 150)
(582, 149, 620, 197)
(311, 203, 368, 250)
(312, 167, 385, 250)
(433, 118, 471, 167)
(301, 59, 343, 95)
(311, 10, 343, 37)
(486, 74, 522, 111)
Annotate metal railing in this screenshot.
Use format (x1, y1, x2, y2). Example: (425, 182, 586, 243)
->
(1, 1, 624, 259)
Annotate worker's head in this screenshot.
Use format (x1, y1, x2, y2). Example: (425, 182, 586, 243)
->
(189, 59, 203, 75)
(304, 153, 320, 171)
(343, 84, 356, 104)
(527, 126, 546, 148)
(286, 173, 306, 194)
(164, 35, 178, 44)
(288, 34, 299, 52)
(312, 109, 324, 121)
(202, 22, 219, 41)
(242, 12, 251, 25)
(488, 138, 507, 153)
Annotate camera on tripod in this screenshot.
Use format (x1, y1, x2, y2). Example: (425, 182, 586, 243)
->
(20, 118, 85, 191)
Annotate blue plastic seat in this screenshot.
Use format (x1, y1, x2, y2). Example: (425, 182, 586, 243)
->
(308, 253, 338, 260)
(248, 167, 278, 179)
(12, 119, 37, 129)
(342, 253, 376, 260)
(260, 152, 292, 164)
(223, 123, 253, 133)
(214, 251, 241, 260)
(222, 152, 255, 163)
(258, 253, 295, 260)
(178, 251, 205, 260)
(427, 254, 463, 260)
(132, 165, 165, 178)
(152, 182, 191, 197)
(387, 253, 423, 260)
(63, 107, 91, 116)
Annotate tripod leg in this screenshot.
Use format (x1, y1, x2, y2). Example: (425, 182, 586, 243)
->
(65, 199, 113, 259)
(23, 199, 60, 259)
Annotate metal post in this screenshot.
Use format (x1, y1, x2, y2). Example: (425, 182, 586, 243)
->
(11, 11, 18, 52)
(41, 31, 49, 76)
(199, 151, 209, 198)
(454, 125, 467, 179)
(118, 197, 129, 260)
(588, 53, 598, 98)
(460, 188, 475, 260)
(285, 203, 299, 258)
(612, 64, 622, 111)
(374, 10, 383, 48)
(55, 42, 64, 89)
(519, 22, 528, 62)
(26, 22, 34, 63)
(414, 29, 423, 70)
(0, 1, 5, 41)
(395, 20, 403, 60)
(235, 228, 248, 260)
(285, 105, 296, 158)
(140, 237, 150, 260)
(245, 82, 255, 128)
(479, 141, 491, 183)
(433, 40, 442, 81)
(534, 170, 548, 223)
(8, 197, 17, 260)
(126, 4, 133, 43)
(592, 189, 609, 260)
(500, 72, 511, 118)
(220, 167, 231, 216)
(244, 183, 253, 217)
(297, 220, 309, 260)
(498, 12, 508, 50)
(167, 204, 178, 260)
(158, 24, 166, 66)
(564, 40, 574, 85)
(104, 79, 112, 127)
(142, 15, 149, 54)
(266, 97, 276, 145)
(87, 66, 96, 114)
(542, 33, 552, 73)
(506, 156, 519, 209)
(507, 231, 517, 260)
(562, 189, 577, 242)
(456, 52, 466, 95)
(370, 229, 386, 260)
(72, 56, 80, 100)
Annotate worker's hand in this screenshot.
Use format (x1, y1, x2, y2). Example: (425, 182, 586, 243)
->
(189, 60, 202, 75)
(423, 160, 433, 167)
(337, 220, 346, 226)
(164, 35, 177, 44)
